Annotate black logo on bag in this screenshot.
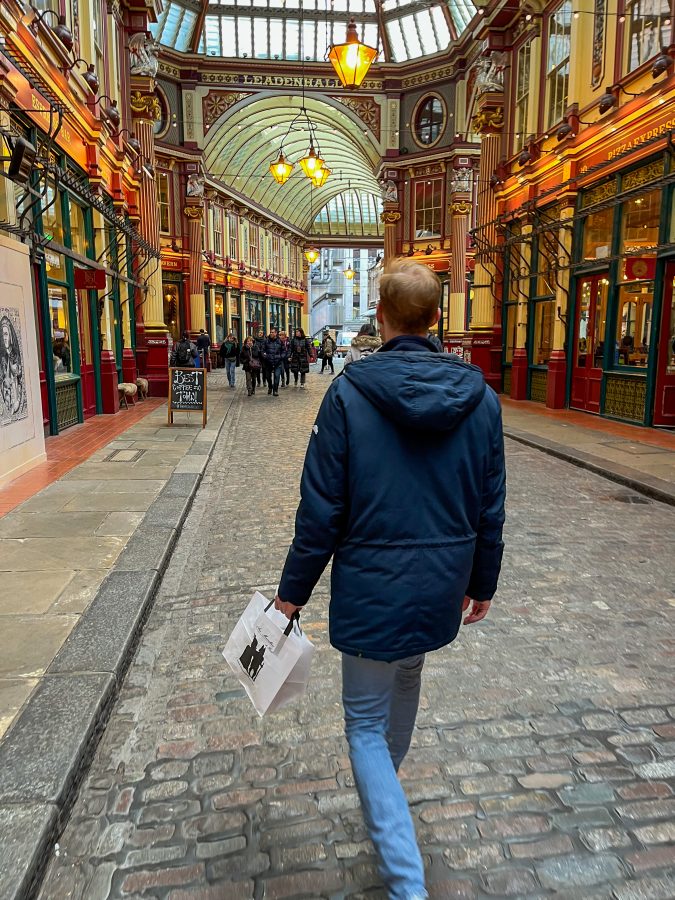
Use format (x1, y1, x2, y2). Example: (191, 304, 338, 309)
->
(239, 636, 266, 681)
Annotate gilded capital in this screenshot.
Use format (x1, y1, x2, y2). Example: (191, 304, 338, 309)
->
(380, 210, 401, 225)
(471, 105, 504, 135)
(183, 205, 204, 220)
(130, 90, 162, 121)
(450, 201, 472, 216)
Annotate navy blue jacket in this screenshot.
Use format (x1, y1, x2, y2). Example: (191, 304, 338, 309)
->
(278, 336, 506, 662)
(263, 337, 287, 368)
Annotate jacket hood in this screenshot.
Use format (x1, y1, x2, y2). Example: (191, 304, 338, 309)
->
(351, 335, 382, 351)
(342, 350, 486, 432)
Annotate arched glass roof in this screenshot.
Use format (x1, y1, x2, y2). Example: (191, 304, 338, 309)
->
(151, 0, 476, 62)
(312, 190, 383, 237)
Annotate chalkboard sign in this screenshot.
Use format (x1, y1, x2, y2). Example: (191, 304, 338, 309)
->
(168, 367, 207, 428)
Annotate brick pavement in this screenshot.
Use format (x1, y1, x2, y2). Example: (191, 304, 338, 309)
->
(38, 369, 675, 899)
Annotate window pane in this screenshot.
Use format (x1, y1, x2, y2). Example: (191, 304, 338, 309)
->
(505, 303, 517, 363)
(616, 284, 653, 367)
(237, 17, 253, 56)
(582, 207, 614, 261)
(533, 299, 555, 365)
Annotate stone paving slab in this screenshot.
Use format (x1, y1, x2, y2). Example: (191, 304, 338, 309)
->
(0, 804, 58, 900)
(32, 372, 675, 900)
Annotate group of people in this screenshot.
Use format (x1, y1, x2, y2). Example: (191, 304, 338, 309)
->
(219, 327, 316, 397)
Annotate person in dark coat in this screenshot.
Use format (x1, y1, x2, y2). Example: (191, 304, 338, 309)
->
(196, 328, 211, 368)
(262, 327, 287, 397)
(274, 260, 505, 900)
(253, 329, 267, 390)
(289, 327, 312, 387)
(239, 336, 260, 396)
(320, 330, 337, 374)
(219, 332, 239, 388)
(279, 331, 291, 387)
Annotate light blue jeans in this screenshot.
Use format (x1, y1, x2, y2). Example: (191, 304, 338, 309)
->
(224, 359, 236, 386)
(342, 653, 427, 900)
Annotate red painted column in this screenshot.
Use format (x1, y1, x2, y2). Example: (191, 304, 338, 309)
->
(547, 349, 567, 408)
(122, 348, 138, 386)
(510, 347, 529, 399)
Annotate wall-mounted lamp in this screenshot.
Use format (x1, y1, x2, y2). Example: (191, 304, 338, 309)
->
(652, 47, 674, 78)
(4, 136, 38, 185)
(63, 58, 99, 94)
(598, 86, 619, 114)
(29, 7, 74, 52)
(518, 141, 539, 167)
(115, 129, 141, 155)
(94, 95, 121, 129)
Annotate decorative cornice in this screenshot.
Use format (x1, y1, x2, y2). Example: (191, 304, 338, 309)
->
(380, 211, 401, 225)
(184, 205, 204, 219)
(334, 95, 381, 141)
(203, 90, 249, 126)
(450, 201, 472, 216)
(472, 106, 504, 135)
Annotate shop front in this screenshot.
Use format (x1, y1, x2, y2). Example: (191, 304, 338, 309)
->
(246, 294, 266, 336)
(568, 156, 675, 426)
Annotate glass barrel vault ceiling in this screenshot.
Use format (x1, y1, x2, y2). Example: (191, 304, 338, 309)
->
(151, 0, 477, 62)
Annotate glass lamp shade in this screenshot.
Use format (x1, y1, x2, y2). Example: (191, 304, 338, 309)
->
(299, 144, 324, 179)
(304, 247, 320, 265)
(328, 19, 378, 89)
(311, 165, 331, 187)
(270, 152, 293, 185)
(344, 265, 355, 280)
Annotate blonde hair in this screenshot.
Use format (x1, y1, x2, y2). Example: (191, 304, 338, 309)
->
(379, 260, 441, 334)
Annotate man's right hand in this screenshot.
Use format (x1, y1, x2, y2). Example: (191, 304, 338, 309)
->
(463, 596, 491, 625)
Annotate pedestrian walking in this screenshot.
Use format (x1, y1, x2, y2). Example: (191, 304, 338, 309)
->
(343, 323, 381, 367)
(196, 328, 211, 368)
(239, 336, 260, 396)
(262, 327, 287, 397)
(320, 329, 336, 374)
(289, 327, 312, 387)
(170, 331, 198, 368)
(427, 330, 443, 352)
(219, 332, 239, 388)
(253, 329, 267, 390)
(279, 330, 291, 387)
(274, 260, 506, 900)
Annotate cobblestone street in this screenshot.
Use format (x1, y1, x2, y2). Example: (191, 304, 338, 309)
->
(38, 370, 675, 900)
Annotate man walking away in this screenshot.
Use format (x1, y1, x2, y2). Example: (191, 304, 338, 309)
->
(274, 260, 506, 900)
(219, 332, 239, 388)
(196, 328, 211, 368)
(171, 331, 198, 368)
(279, 331, 291, 386)
(262, 327, 287, 397)
(320, 329, 336, 374)
(254, 328, 268, 390)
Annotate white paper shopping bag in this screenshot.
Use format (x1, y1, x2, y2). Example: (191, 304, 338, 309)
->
(223, 591, 314, 716)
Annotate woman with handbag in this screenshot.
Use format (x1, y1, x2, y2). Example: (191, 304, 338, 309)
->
(239, 336, 261, 396)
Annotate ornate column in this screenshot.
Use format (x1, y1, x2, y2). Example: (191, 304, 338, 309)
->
(184, 204, 205, 332)
(469, 80, 505, 392)
(447, 165, 472, 354)
(381, 209, 401, 264)
(511, 221, 533, 400)
(547, 200, 575, 409)
(128, 37, 168, 396)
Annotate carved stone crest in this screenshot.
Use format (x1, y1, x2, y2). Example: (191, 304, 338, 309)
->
(335, 96, 381, 141)
(474, 52, 507, 95)
(186, 174, 205, 198)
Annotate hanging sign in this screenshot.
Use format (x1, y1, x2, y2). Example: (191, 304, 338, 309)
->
(168, 367, 207, 428)
(74, 267, 106, 290)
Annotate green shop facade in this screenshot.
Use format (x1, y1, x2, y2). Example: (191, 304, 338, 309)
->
(502, 149, 675, 428)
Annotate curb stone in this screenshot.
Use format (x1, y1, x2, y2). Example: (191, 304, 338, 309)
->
(0, 390, 235, 900)
(504, 427, 675, 508)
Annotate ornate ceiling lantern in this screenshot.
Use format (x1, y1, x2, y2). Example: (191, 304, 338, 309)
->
(344, 264, 355, 280)
(270, 150, 293, 185)
(299, 141, 324, 180)
(311, 164, 331, 187)
(304, 247, 320, 264)
(328, 18, 378, 89)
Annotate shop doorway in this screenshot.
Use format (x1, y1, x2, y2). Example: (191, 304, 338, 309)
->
(653, 263, 675, 427)
(571, 274, 608, 414)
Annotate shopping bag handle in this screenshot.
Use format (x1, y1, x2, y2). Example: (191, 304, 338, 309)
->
(264, 600, 300, 636)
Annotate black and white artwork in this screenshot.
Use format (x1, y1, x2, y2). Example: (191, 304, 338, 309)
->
(0, 307, 27, 426)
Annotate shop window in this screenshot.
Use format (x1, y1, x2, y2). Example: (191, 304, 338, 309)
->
(69, 200, 88, 257)
(582, 207, 614, 261)
(41, 181, 65, 245)
(545, 1, 572, 129)
(414, 178, 442, 238)
(576, 278, 609, 368)
(49, 286, 71, 373)
(212, 207, 222, 257)
(616, 285, 653, 367)
(620, 188, 660, 279)
(157, 172, 171, 234)
(514, 40, 531, 152)
(626, 0, 672, 72)
(163, 283, 180, 341)
(532, 298, 555, 366)
(414, 96, 444, 147)
(228, 212, 238, 260)
(214, 292, 225, 342)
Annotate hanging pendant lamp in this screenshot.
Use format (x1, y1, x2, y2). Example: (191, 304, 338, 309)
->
(299, 141, 325, 179)
(328, 18, 378, 89)
(311, 164, 331, 187)
(304, 247, 320, 264)
(270, 150, 293, 185)
(344, 264, 355, 280)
